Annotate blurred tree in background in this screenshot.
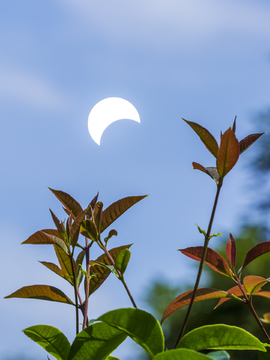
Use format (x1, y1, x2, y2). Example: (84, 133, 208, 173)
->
(136, 110, 270, 360)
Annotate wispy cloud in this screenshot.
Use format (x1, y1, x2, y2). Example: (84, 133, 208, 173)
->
(0, 64, 72, 111)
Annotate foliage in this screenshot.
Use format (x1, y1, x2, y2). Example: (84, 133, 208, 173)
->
(4, 118, 268, 359)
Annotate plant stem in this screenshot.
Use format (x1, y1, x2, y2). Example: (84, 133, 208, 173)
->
(237, 280, 270, 342)
(83, 237, 90, 330)
(70, 254, 79, 335)
(174, 182, 222, 348)
(102, 245, 137, 308)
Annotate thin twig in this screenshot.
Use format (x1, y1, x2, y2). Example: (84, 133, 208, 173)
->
(174, 182, 222, 348)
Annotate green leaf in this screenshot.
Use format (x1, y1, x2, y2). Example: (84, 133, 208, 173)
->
(243, 275, 268, 295)
(100, 195, 148, 233)
(115, 249, 131, 275)
(42, 232, 69, 254)
(183, 119, 219, 158)
(54, 244, 77, 285)
(89, 245, 132, 296)
(217, 128, 240, 178)
(177, 324, 266, 351)
(89, 261, 119, 277)
(106, 357, 120, 360)
(68, 322, 127, 360)
(5, 285, 75, 305)
(22, 229, 60, 245)
(23, 325, 70, 360)
(206, 351, 230, 360)
(48, 188, 83, 218)
(152, 349, 212, 359)
(161, 288, 233, 323)
(98, 308, 164, 357)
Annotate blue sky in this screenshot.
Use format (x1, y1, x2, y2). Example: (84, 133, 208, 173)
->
(1, 0, 270, 358)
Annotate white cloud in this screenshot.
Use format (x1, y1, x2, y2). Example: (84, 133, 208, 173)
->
(0, 64, 72, 111)
(61, 0, 270, 50)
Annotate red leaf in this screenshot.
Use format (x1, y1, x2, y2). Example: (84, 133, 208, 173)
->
(215, 285, 244, 308)
(192, 162, 207, 173)
(243, 275, 268, 295)
(161, 288, 231, 323)
(240, 133, 264, 154)
(252, 291, 270, 300)
(226, 233, 236, 270)
(242, 241, 270, 271)
(100, 195, 147, 233)
(180, 246, 232, 277)
(217, 128, 240, 178)
(48, 188, 83, 219)
(22, 229, 60, 245)
(4, 285, 74, 305)
(183, 119, 219, 158)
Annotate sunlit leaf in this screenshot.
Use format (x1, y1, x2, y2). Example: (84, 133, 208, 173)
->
(205, 167, 220, 184)
(179, 247, 232, 277)
(100, 195, 147, 233)
(22, 229, 60, 245)
(261, 312, 270, 324)
(48, 188, 83, 218)
(89, 245, 132, 296)
(68, 322, 127, 360)
(70, 209, 87, 248)
(23, 325, 70, 360)
(98, 308, 164, 357)
(215, 285, 244, 308)
(252, 291, 270, 300)
(243, 275, 268, 295)
(217, 128, 240, 178)
(94, 202, 103, 233)
(5, 285, 74, 305)
(80, 219, 98, 242)
(226, 233, 236, 271)
(177, 324, 266, 351)
(161, 288, 232, 323)
(54, 244, 77, 285)
(242, 241, 270, 271)
(39, 261, 66, 280)
(152, 349, 213, 359)
(183, 119, 219, 158)
(240, 133, 264, 154)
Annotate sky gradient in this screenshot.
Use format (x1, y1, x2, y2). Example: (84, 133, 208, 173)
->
(1, 1, 270, 358)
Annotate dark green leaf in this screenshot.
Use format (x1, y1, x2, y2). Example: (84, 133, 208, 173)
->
(23, 325, 70, 360)
(80, 219, 98, 242)
(100, 195, 147, 233)
(177, 324, 266, 351)
(153, 348, 212, 359)
(98, 308, 164, 357)
(54, 244, 77, 285)
(68, 322, 127, 360)
(5, 285, 74, 305)
(183, 119, 219, 158)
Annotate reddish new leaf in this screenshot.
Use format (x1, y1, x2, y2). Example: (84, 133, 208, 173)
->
(161, 288, 231, 323)
(243, 275, 268, 295)
(22, 229, 60, 245)
(70, 209, 87, 247)
(94, 202, 103, 233)
(39, 261, 66, 280)
(226, 233, 236, 271)
(100, 195, 147, 233)
(48, 188, 83, 218)
(5, 285, 74, 305)
(240, 133, 264, 154)
(232, 116, 236, 133)
(54, 244, 77, 285)
(180, 246, 232, 277)
(192, 162, 207, 174)
(183, 119, 219, 158)
(215, 285, 244, 308)
(242, 241, 270, 271)
(217, 128, 240, 178)
(252, 291, 270, 300)
(89, 244, 132, 296)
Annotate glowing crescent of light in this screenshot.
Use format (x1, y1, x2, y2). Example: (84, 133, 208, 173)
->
(88, 97, 140, 145)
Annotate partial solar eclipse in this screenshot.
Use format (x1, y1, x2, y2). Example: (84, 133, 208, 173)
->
(88, 97, 140, 145)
